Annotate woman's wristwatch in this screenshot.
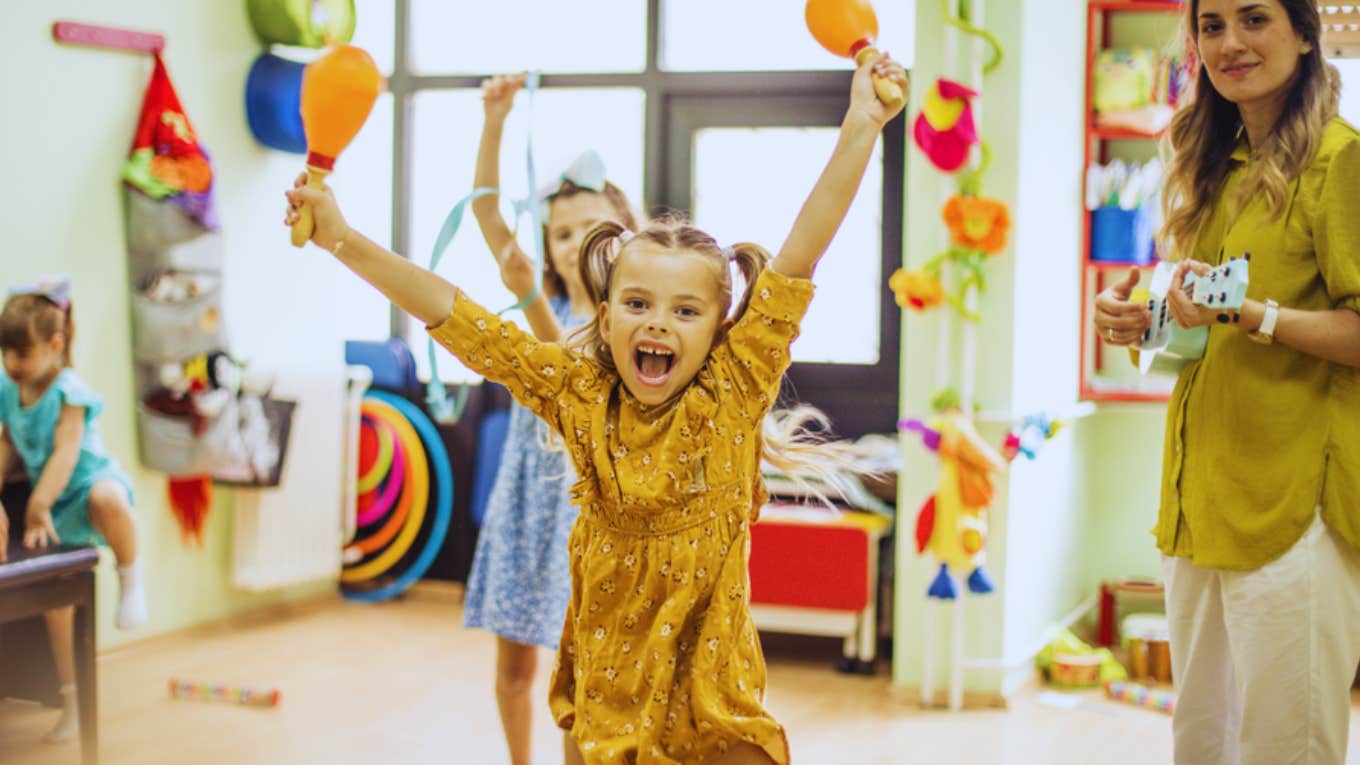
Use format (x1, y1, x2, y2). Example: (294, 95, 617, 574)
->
(1247, 298, 1279, 344)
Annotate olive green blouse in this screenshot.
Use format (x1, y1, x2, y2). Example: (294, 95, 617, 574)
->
(1158, 117, 1360, 570)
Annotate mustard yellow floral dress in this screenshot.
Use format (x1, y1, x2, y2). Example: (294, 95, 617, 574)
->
(429, 267, 814, 764)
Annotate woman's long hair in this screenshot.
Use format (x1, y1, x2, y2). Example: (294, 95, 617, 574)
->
(1159, 0, 1338, 260)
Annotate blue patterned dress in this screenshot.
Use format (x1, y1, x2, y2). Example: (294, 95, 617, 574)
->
(462, 296, 584, 647)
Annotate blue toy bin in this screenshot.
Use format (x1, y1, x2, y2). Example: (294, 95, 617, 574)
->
(1090, 205, 1155, 265)
(245, 53, 306, 154)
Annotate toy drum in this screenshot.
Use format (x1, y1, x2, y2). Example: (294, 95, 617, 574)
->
(1050, 653, 1103, 688)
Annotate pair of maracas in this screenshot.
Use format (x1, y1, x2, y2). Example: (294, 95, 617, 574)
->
(287, 0, 899, 246)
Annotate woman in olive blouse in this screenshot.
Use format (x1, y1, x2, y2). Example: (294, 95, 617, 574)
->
(1095, 1, 1360, 762)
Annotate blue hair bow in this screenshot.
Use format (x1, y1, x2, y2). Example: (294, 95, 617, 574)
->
(7, 274, 72, 310)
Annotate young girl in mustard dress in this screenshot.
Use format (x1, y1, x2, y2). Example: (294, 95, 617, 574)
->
(286, 55, 906, 765)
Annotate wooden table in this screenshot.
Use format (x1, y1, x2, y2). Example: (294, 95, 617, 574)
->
(0, 542, 99, 764)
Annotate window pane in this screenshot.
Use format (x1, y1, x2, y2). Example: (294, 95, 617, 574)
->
(331, 93, 394, 341)
(410, 0, 645, 74)
(692, 127, 882, 364)
(350, 0, 395, 76)
(407, 88, 645, 383)
(663, 0, 914, 71)
(1335, 59, 1360, 125)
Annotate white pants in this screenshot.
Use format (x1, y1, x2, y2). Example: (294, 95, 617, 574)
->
(1163, 515, 1360, 765)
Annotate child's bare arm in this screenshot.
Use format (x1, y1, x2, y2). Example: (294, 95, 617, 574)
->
(0, 426, 16, 492)
(772, 54, 908, 280)
(25, 404, 83, 547)
(471, 73, 523, 262)
(472, 73, 564, 343)
(0, 428, 11, 560)
(287, 178, 459, 327)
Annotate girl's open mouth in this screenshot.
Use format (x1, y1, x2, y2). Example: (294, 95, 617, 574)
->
(634, 345, 675, 387)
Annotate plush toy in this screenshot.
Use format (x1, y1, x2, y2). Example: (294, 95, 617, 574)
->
(1002, 412, 1062, 462)
(889, 268, 945, 311)
(913, 79, 978, 173)
(144, 271, 211, 302)
(903, 410, 1007, 599)
(943, 194, 1011, 255)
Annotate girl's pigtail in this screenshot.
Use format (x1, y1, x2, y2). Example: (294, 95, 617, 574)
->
(565, 221, 630, 370)
(577, 221, 626, 306)
(725, 242, 769, 322)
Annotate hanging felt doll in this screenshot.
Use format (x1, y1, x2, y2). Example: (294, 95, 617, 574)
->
(903, 412, 1007, 599)
(913, 79, 979, 173)
(122, 53, 219, 257)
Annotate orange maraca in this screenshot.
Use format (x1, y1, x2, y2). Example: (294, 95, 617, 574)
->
(806, 0, 903, 108)
(290, 44, 382, 247)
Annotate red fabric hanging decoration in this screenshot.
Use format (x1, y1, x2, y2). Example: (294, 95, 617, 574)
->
(167, 476, 212, 547)
(121, 52, 218, 230)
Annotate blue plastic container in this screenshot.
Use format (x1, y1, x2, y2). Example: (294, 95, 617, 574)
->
(245, 53, 306, 154)
(1090, 205, 1155, 265)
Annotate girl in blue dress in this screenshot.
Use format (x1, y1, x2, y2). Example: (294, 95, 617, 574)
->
(0, 277, 146, 743)
(467, 73, 639, 764)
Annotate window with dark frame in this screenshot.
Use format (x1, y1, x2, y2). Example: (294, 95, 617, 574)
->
(378, 0, 909, 439)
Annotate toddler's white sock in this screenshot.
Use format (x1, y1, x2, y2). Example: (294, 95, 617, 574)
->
(43, 683, 78, 743)
(116, 560, 148, 630)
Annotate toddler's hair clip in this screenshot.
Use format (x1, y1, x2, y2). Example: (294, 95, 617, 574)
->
(7, 274, 72, 310)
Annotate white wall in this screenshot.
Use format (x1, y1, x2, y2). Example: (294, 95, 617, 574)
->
(1, 0, 367, 646)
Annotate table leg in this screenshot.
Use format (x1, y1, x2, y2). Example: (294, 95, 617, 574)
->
(859, 535, 880, 666)
(73, 571, 97, 765)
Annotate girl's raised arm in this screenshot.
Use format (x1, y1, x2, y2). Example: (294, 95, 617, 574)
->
(287, 176, 458, 327)
(771, 54, 907, 280)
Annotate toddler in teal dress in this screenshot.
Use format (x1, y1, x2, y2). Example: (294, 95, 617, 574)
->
(0, 277, 146, 743)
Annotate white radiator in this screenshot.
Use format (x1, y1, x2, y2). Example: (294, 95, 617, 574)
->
(231, 371, 347, 591)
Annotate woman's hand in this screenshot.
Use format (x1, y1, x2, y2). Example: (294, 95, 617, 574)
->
(23, 501, 58, 550)
(0, 504, 8, 562)
(494, 242, 537, 300)
(1094, 267, 1152, 346)
(846, 53, 909, 129)
(1166, 260, 1224, 329)
(482, 73, 526, 124)
(284, 173, 350, 253)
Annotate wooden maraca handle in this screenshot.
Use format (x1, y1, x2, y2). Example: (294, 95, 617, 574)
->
(290, 166, 332, 248)
(853, 45, 904, 108)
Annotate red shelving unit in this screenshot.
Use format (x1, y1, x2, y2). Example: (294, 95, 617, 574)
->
(1079, 0, 1184, 402)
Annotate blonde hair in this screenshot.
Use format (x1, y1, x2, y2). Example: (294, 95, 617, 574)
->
(1159, 0, 1339, 260)
(0, 293, 74, 367)
(568, 216, 853, 498)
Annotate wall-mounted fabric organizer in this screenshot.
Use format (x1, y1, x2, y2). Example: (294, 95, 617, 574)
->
(55, 20, 295, 489)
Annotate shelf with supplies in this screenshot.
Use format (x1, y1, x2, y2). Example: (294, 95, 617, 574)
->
(1079, 0, 1185, 403)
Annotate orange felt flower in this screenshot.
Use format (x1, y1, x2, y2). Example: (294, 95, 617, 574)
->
(889, 268, 945, 311)
(943, 195, 1011, 255)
